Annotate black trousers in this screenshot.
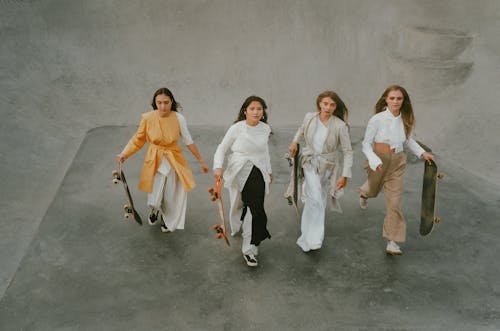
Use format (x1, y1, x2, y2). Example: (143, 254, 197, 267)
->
(241, 166, 271, 246)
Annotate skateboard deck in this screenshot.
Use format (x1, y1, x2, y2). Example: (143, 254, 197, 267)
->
(420, 160, 444, 236)
(112, 165, 143, 225)
(208, 178, 230, 246)
(285, 144, 301, 218)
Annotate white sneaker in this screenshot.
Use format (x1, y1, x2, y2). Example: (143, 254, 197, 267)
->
(243, 254, 258, 267)
(161, 224, 172, 233)
(385, 241, 402, 255)
(359, 195, 368, 210)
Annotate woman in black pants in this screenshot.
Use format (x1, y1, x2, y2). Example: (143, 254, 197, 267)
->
(213, 96, 272, 267)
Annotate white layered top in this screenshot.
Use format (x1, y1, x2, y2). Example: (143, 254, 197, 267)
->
(213, 121, 272, 193)
(362, 108, 425, 170)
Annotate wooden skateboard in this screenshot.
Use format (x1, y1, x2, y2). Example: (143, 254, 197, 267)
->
(420, 160, 444, 236)
(285, 144, 301, 218)
(208, 178, 230, 246)
(112, 164, 143, 225)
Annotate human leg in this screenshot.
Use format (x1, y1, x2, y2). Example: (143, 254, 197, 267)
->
(296, 167, 327, 252)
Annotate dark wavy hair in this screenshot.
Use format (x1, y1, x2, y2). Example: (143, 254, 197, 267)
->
(375, 85, 414, 138)
(151, 87, 178, 112)
(316, 90, 348, 122)
(234, 95, 269, 123)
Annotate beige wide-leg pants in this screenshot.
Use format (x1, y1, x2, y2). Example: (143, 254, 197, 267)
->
(359, 152, 407, 242)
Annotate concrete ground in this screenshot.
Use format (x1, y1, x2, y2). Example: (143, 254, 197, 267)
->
(1, 1, 500, 330)
(0, 126, 499, 330)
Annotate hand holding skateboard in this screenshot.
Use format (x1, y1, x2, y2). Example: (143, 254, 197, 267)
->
(208, 178, 230, 246)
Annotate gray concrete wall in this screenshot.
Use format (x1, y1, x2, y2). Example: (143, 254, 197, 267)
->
(1, 0, 499, 298)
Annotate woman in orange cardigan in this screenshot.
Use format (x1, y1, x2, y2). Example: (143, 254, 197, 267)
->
(116, 87, 208, 232)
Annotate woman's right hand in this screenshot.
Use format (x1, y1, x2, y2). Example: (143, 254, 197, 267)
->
(288, 142, 298, 157)
(116, 153, 126, 164)
(213, 168, 223, 181)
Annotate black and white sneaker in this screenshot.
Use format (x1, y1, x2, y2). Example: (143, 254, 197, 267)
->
(161, 224, 172, 233)
(148, 210, 159, 225)
(243, 254, 258, 267)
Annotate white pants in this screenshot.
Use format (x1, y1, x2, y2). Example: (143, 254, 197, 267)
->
(296, 166, 330, 252)
(147, 166, 187, 231)
(228, 187, 258, 256)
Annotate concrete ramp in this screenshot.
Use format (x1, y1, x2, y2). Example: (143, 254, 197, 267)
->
(0, 127, 499, 330)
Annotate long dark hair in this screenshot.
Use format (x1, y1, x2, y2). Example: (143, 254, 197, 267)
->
(316, 90, 348, 122)
(375, 85, 414, 138)
(151, 87, 178, 112)
(234, 95, 269, 123)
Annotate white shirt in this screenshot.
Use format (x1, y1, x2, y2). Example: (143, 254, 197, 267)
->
(158, 112, 194, 175)
(213, 121, 272, 193)
(312, 119, 328, 154)
(362, 108, 425, 170)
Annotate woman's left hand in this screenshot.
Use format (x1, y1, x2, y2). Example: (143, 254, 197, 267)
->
(336, 177, 347, 190)
(199, 160, 209, 173)
(422, 152, 435, 164)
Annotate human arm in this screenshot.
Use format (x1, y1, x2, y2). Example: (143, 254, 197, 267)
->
(289, 115, 307, 157)
(177, 113, 208, 173)
(361, 116, 383, 171)
(405, 135, 435, 164)
(336, 123, 353, 189)
(116, 116, 147, 164)
(213, 124, 238, 179)
(187, 144, 209, 173)
(265, 127, 273, 183)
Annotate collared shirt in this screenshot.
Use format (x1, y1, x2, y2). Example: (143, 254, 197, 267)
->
(362, 108, 425, 170)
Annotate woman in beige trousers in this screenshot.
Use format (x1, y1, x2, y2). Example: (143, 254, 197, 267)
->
(359, 85, 434, 255)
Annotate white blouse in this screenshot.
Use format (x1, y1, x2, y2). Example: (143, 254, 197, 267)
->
(312, 119, 328, 154)
(213, 121, 272, 193)
(157, 112, 194, 175)
(362, 108, 425, 171)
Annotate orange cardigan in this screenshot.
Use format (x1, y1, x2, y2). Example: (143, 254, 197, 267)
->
(121, 111, 195, 193)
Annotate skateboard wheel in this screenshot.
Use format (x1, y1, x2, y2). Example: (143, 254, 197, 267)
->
(208, 188, 214, 193)
(212, 224, 220, 230)
(211, 196, 216, 201)
(216, 233, 222, 239)
(434, 217, 441, 224)
(112, 178, 119, 184)
(123, 204, 129, 210)
(437, 173, 445, 179)
(124, 213, 130, 219)
(112, 170, 118, 176)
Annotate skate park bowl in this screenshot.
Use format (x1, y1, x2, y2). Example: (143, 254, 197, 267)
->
(1, 0, 500, 329)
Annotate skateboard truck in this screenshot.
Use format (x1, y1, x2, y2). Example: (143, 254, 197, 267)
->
(112, 170, 121, 184)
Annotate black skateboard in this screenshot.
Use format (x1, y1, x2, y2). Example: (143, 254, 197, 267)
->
(112, 165, 143, 225)
(420, 160, 444, 236)
(286, 144, 301, 218)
